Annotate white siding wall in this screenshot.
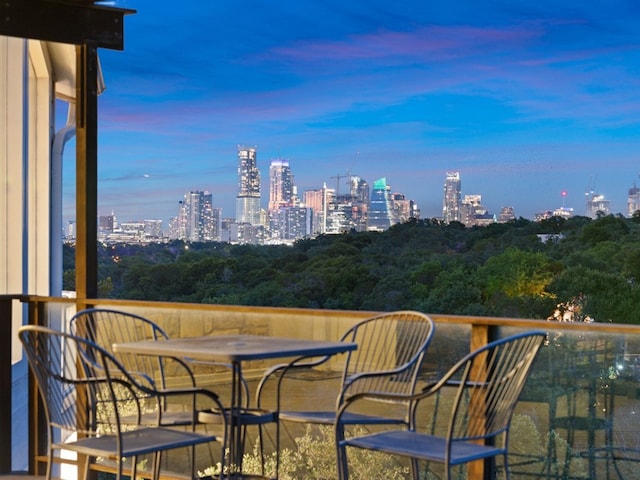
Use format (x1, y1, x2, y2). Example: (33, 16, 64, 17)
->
(1, 36, 57, 472)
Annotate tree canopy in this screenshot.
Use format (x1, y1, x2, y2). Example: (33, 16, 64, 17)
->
(63, 214, 640, 324)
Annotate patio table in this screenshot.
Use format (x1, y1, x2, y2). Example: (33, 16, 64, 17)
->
(113, 334, 356, 479)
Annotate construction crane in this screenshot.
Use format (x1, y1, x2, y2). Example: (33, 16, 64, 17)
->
(329, 171, 355, 202)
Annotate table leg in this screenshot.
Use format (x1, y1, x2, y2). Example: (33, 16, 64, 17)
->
(229, 361, 244, 477)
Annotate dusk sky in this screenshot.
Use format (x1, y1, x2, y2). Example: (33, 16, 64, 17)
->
(62, 0, 640, 226)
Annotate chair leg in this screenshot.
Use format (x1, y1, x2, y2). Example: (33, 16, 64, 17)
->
(503, 453, 510, 480)
(46, 450, 54, 480)
(119, 455, 127, 480)
(335, 425, 348, 480)
(256, 424, 267, 477)
(410, 457, 420, 480)
(152, 451, 162, 480)
(336, 444, 348, 480)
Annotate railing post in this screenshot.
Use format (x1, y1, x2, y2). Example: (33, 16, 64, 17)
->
(27, 299, 49, 476)
(0, 297, 12, 473)
(75, 42, 99, 304)
(468, 323, 496, 480)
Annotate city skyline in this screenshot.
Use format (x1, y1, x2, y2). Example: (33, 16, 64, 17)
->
(93, 163, 627, 232)
(60, 1, 640, 226)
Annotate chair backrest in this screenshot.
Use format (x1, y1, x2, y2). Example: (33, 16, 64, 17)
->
(18, 325, 144, 437)
(70, 308, 181, 390)
(434, 331, 546, 447)
(338, 311, 434, 402)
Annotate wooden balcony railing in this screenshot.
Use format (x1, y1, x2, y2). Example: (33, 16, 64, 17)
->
(4, 294, 640, 479)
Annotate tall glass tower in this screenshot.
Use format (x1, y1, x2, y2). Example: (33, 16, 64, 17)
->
(367, 177, 397, 231)
(629, 182, 640, 217)
(173, 190, 217, 241)
(236, 145, 261, 224)
(442, 171, 462, 223)
(268, 159, 293, 212)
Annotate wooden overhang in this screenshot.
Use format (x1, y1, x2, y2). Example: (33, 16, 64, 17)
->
(0, 0, 134, 50)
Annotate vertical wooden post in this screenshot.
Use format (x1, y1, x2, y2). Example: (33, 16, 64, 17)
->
(469, 324, 491, 480)
(28, 300, 49, 476)
(75, 43, 98, 309)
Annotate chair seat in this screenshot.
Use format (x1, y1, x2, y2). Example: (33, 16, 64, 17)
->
(342, 430, 504, 465)
(198, 407, 276, 425)
(279, 410, 406, 425)
(133, 411, 196, 426)
(139, 409, 270, 427)
(55, 427, 218, 459)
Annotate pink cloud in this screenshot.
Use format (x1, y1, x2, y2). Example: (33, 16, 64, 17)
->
(266, 24, 542, 64)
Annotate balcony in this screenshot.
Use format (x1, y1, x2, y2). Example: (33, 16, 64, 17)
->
(4, 295, 640, 479)
(2, 5, 640, 479)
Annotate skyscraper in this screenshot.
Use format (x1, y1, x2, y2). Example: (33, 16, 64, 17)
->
(304, 184, 334, 235)
(367, 177, 398, 231)
(586, 193, 610, 219)
(628, 182, 640, 217)
(442, 171, 462, 223)
(173, 190, 216, 242)
(236, 145, 261, 225)
(268, 159, 293, 212)
(347, 177, 367, 232)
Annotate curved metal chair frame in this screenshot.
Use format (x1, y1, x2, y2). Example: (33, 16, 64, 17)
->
(70, 308, 272, 477)
(336, 330, 546, 480)
(256, 310, 435, 476)
(18, 325, 228, 480)
(70, 308, 251, 425)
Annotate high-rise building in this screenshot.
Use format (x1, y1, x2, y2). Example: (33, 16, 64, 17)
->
(628, 182, 640, 217)
(348, 176, 370, 232)
(171, 190, 217, 242)
(143, 219, 164, 239)
(304, 184, 334, 235)
(367, 177, 398, 231)
(391, 193, 411, 223)
(586, 193, 610, 218)
(277, 206, 313, 241)
(236, 145, 261, 225)
(497, 206, 516, 223)
(98, 214, 116, 233)
(268, 159, 293, 212)
(66, 221, 76, 241)
(443, 171, 462, 223)
(461, 194, 494, 227)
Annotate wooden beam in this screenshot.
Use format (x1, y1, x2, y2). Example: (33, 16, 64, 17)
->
(0, 0, 134, 50)
(75, 43, 99, 301)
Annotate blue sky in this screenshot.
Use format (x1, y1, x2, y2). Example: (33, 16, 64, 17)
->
(62, 0, 640, 226)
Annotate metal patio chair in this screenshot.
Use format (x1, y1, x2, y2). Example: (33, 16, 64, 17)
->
(70, 308, 249, 428)
(336, 330, 546, 480)
(18, 325, 228, 480)
(256, 310, 435, 476)
(70, 308, 270, 477)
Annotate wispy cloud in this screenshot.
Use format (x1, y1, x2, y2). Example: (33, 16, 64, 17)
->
(79, 1, 640, 224)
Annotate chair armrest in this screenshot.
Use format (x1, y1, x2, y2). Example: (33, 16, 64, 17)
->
(336, 370, 468, 426)
(118, 364, 229, 425)
(158, 355, 198, 387)
(339, 366, 419, 399)
(183, 358, 251, 408)
(255, 354, 335, 408)
(147, 386, 230, 433)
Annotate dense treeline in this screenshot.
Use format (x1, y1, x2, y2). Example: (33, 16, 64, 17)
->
(63, 214, 640, 323)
